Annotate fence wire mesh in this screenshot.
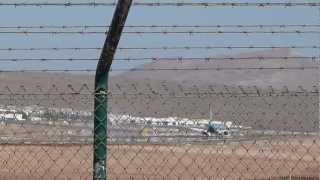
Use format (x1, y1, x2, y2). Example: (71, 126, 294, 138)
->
(0, 83, 318, 179)
(0, 1, 319, 180)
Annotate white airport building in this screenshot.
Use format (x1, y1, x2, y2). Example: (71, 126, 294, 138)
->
(0, 108, 25, 121)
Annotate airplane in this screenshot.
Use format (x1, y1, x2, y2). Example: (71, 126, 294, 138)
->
(188, 120, 234, 138)
(201, 121, 231, 137)
(190, 104, 233, 138)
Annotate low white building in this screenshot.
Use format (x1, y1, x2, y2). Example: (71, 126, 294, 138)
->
(0, 108, 25, 121)
(31, 117, 42, 121)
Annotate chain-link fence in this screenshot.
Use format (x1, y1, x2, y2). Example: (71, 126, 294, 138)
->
(0, 1, 319, 180)
(0, 82, 318, 179)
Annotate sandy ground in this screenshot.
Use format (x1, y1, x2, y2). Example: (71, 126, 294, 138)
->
(0, 137, 319, 180)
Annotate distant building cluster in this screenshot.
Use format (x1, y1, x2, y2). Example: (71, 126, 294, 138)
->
(0, 108, 25, 121)
(0, 106, 234, 132)
(0, 105, 93, 124)
(108, 114, 211, 127)
(0, 105, 207, 127)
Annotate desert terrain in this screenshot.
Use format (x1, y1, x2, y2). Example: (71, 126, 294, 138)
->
(0, 137, 319, 180)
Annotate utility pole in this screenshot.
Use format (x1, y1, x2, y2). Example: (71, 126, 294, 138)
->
(93, 0, 132, 179)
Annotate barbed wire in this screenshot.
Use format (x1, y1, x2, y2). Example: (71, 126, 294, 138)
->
(0, 46, 319, 52)
(0, 2, 319, 7)
(0, 2, 318, 180)
(0, 84, 318, 97)
(0, 91, 318, 97)
(0, 24, 319, 29)
(1, 30, 319, 35)
(2, 83, 317, 92)
(0, 66, 318, 73)
(0, 56, 318, 62)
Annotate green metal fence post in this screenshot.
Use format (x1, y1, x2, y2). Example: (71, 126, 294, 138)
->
(94, 0, 132, 179)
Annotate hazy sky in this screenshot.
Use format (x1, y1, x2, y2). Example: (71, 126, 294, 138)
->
(0, 1, 319, 72)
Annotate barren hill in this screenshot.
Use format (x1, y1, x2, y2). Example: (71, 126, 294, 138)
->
(0, 49, 318, 131)
(0, 48, 317, 91)
(115, 48, 318, 90)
